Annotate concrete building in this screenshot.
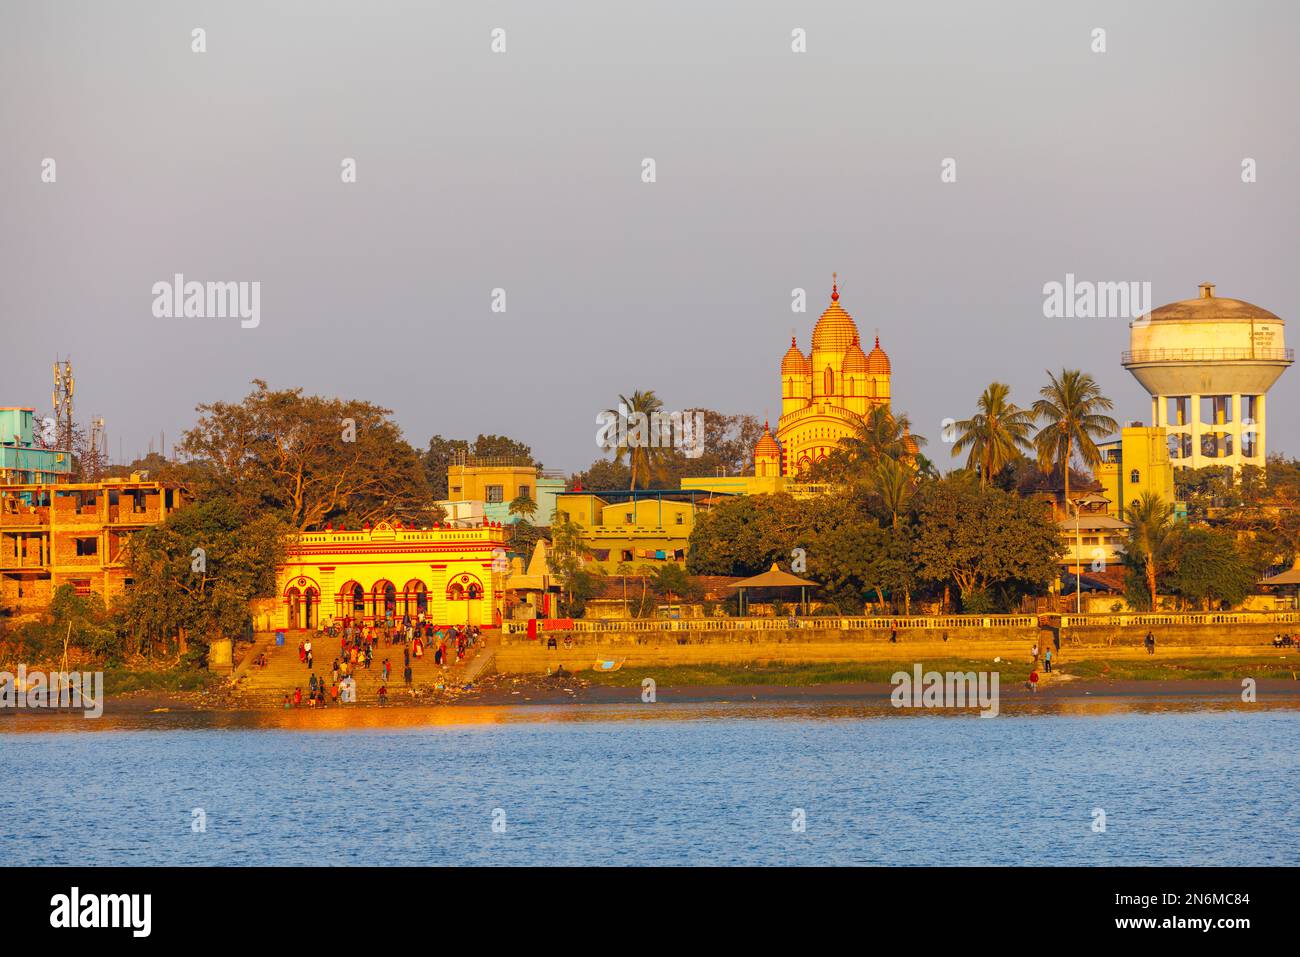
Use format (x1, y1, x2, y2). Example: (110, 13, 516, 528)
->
(273, 521, 508, 630)
(445, 456, 565, 525)
(553, 489, 726, 571)
(0, 476, 187, 614)
(1095, 425, 1181, 522)
(1123, 282, 1292, 473)
(0, 408, 73, 485)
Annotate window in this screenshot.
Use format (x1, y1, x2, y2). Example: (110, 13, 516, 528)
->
(624, 512, 633, 524)
(519, 485, 531, 500)
(675, 513, 684, 525)
(486, 485, 504, 503)
(1129, 469, 1140, 484)
(450, 485, 461, 496)
(621, 549, 634, 562)
(75, 537, 98, 556)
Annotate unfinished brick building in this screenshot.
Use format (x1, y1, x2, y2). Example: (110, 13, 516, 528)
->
(0, 476, 186, 615)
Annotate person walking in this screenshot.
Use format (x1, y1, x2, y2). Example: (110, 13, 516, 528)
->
(1145, 630, 1156, 655)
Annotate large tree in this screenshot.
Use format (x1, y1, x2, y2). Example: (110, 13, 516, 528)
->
(119, 496, 285, 656)
(1032, 369, 1119, 508)
(180, 380, 434, 530)
(911, 475, 1062, 606)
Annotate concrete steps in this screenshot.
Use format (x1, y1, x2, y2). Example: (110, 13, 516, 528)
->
(232, 629, 488, 706)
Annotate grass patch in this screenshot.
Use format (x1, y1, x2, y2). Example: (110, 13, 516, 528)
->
(102, 666, 218, 695)
(1061, 656, 1300, 682)
(584, 659, 1034, 688)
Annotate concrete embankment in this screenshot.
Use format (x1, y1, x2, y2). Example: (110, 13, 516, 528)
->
(492, 622, 1292, 675)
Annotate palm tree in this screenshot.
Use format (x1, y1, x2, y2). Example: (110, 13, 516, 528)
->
(1031, 369, 1119, 508)
(615, 560, 634, 616)
(866, 456, 914, 528)
(607, 390, 670, 489)
(951, 382, 1036, 487)
(840, 406, 927, 468)
(1126, 492, 1178, 610)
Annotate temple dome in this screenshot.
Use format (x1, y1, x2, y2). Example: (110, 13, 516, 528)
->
(811, 277, 861, 353)
(780, 337, 809, 375)
(755, 422, 781, 455)
(866, 335, 891, 374)
(841, 334, 869, 373)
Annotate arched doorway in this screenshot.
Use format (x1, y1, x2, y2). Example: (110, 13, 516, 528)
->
(374, 580, 397, 623)
(403, 580, 428, 619)
(286, 586, 301, 630)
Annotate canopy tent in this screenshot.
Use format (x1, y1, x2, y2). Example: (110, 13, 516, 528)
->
(730, 563, 818, 616)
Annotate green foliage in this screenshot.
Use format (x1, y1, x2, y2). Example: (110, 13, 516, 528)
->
(1031, 368, 1119, 503)
(181, 380, 435, 530)
(950, 382, 1035, 487)
(119, 496, 286, 656)
(4, 585, 121, 664)
(911, 475, 1062, 602)
(1168, 527, 1258, 609)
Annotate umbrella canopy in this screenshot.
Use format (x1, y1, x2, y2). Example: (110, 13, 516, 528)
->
(731, 563, 818, 590)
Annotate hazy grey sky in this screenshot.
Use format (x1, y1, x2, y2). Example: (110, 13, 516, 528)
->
(3, 0, 1297, 473)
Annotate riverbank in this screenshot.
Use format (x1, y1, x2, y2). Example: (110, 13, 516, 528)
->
(4, 652, 1296, 716)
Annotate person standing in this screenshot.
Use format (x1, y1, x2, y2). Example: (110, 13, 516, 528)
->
(1044, 648, 1052, 673)
(1145, 630, 1156, 655)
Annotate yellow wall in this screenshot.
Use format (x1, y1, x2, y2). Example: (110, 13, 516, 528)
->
(1097, 427, 1176, 521)
(554, 493, 694, 570)
(446, 464, 535, 505)
(274, 521, 508, 630)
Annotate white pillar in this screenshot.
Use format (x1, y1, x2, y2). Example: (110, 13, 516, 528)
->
(1190, 392, 1202, 468)
(1257, 393, 1267, 462)
(1231, 394, 1242, 467)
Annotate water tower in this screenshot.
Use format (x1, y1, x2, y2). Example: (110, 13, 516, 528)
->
(1123, 282, 1292, 472)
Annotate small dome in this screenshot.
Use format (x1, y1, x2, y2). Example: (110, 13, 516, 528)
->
(841, 334, 869, 373)
(755, 422, 781, 456)
(780, 336, 808, 375)
(811, 276, 861, 353)
(866, 335, 891, 374)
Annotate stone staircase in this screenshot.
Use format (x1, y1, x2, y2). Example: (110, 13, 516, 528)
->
(231, 629, 491, 707)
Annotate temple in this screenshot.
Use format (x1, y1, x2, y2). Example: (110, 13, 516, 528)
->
(756, 275, 894, 475)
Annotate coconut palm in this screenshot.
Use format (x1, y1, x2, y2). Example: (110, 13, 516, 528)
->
(1126, 492, 1178, 610)
(866, 456, 914, 528)
(841, 405, 927, 466)
(607, 389, 671, 489)
(1031, 369, 1119, 507)
(950, 382, 1036, 487)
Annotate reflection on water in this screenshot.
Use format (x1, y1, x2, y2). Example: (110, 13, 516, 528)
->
(4, 692, 1299, 733)
(2, 697, 1297, 866)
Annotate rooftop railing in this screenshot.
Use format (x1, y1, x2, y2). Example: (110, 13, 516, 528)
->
(1122, 347, 1293, 364)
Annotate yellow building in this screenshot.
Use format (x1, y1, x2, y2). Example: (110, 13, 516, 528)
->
(444, 456, 565, 525)
(757, 275, 894, 475)
(1095, 426, 1179, 522)
(553, 490, 720, 571)
(0, 476, 187, 614)
(273, 521, 508, 631)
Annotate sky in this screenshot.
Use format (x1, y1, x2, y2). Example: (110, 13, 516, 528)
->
(2, 0, 1298, 474)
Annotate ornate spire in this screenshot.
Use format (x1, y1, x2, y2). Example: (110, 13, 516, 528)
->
(831, 272, 839, 302)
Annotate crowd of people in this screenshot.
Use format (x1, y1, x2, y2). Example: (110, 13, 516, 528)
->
(282, 613, 484, 708)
